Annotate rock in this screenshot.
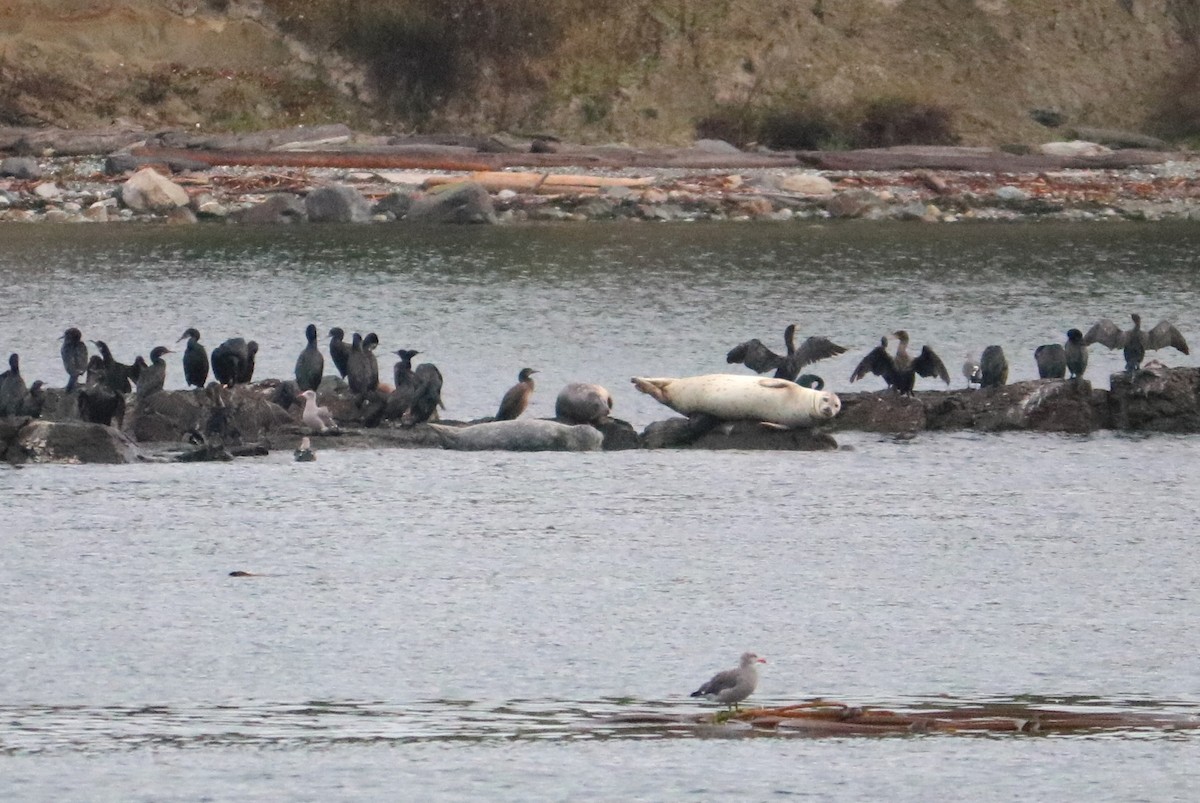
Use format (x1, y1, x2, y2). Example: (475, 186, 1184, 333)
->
(826, 189, 885, 219)
(373, 191, 415, 219)
(166, 206, 197, 225)
(692, 138, 742, 154)
(119, 167, 189, 212)
(0, 156, 41, 179)
(103, 152, 212, 175)
(406, 181, 497, 224)
(33, 182, 61, 199)
(914, 170, 950, 193)
(592, 418, 640, 450)
(639, 416, 837, 450)
(82, 202, 109, 222)
(994, 185, 1030, 202)
(191, 193, 229, 219)
(230, 193, 307, 224)
(836, 393, 927, 433)
(305, 184, 372, 223)
(1067, 127, 1169, 151)
(641, 188, 669, 204)
(1038, 140, 1112, 158)
(774, 173, 834, 196)
(5, 420, 143, 464)
(1107, 366, 1200, 432)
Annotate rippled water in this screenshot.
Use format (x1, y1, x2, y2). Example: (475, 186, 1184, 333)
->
(2, 221, 1200, 801)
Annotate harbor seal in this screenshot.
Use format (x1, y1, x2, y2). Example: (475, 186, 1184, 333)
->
(429, 419, 603, 452)
(631, 373, 840, 428)
(554, 382, 613, 425)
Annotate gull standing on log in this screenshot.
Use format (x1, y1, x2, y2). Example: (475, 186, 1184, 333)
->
(690, 652, 766, 710)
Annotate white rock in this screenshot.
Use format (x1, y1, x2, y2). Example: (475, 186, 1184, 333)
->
(119, 167, 189, 213)
(33, 182, 62, 199)
(1038, 140, 1112, 158)
(83, 202, 109, 222)
(774, 173, 834, 197)
(497, 189, 518, 200)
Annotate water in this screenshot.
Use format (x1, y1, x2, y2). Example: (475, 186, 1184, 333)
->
(2, 221, 1200, 801)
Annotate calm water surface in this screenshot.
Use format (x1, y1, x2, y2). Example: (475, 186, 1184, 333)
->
(2, 221, 1199, 801)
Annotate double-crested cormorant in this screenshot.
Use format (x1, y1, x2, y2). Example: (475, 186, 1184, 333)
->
(90, 340, 134, 394)
(1034, 343, 1066, 379)
(0, 353, 28, 415)
(407, 362, 444, 424)
(1084, 313, 1190, 372)
(177, 328, 209, 389)
(135, 346, 172, 396)
(496, 368, 537, 420)
(299, 389, 337, 432)
(850, 331, 950, 395)
(362, 332, 380, 391)
(328, 327, 350, 379)
(1065, 328, 1089, 379)
(295, 324, 324, 392)
(346, 333, 377, 395)
(77, 365, 126, 427)
(211, 338, 255, 386)
(690, 652, 766, 710)
(978, 345, 1008, 388)
(21, 381, 46, 418)
(726, 324, 847, 382)
(393, 349, 419, 391)
(60, 328, 88, 391)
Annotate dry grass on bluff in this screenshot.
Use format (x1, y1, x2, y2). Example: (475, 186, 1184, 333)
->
(3, 0, 1200, 146)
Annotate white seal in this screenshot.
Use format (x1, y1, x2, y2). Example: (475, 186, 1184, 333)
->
(631, 373, 840, 428)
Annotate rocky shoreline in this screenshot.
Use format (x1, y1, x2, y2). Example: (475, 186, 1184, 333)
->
(2, 124, 1199, 225)
(2, 365, 1196, 465)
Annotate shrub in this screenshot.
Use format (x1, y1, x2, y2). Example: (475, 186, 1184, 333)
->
(695, 103, 842, 150)
(857, 98, 958, 147)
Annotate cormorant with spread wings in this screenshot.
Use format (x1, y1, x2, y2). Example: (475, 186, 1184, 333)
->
(850, 330, 950, 395)
(725, 323, 847, 382)
(1084, 313, 1189, 372)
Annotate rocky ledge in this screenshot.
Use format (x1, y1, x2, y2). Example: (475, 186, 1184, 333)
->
(2, 125, 1199, 225)
(1, 366, 1196, 464)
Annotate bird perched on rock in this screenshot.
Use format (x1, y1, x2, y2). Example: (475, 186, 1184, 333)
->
(1084, 313, 1189, 372)
(134, 346, 173, 396)
(496, 368, 537, 420)
(406, 362, 444, 425)
(328, 327, 351, 379)
(346, 333, 378, 395)
(211, 338, 255, 387)
(177, 328, 209, 389)
(295, 323, 324, 392)
(76, 366, 126, 427)
(0, 353, 28, 415)
(1034, 343, 1066, 379)
(299, 389, 337, 433)
(90, 340, 134, 394)
(726, 323, 846, 382)
(393, 349, 420, 393)
(978, 345, 1008, 389)
(1064, 328, 1089, 379)
(690, 652, 766, 711)
(850, 331, 950, 395)
(962, 353, 982, 388)
(60, 327, 88, 391)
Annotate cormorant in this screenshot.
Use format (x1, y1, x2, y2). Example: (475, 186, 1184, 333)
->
(238, 341, 258, 385)
(0, 353, 28, 415)
(1084, 313, 1189, 372)
(77, 366, 126, 427)
(978, 345, 1008, 388)
(21, 381, 46, 418)
(496, 368, 537, 420)
(796, 374, 824, 390)
(295, 323, 324, 392)
(726, 323, 847, 382)
(328, 327, 350, 378)
(850, 331, 950, 395)
(177, 328, 209, 389)
(1065, 328, 1089, 379)
(211, 338, 253, 386)
(90, 340, 134, 394)
(393, 349, 419, 392)
(60, 327, 88, 391)
(135, 346, 172, 396)
(1034, 344, 1066, 379)
(407, 362, 444, 424)
(362, 333, 380, 391)
(347, 333, 377, 395)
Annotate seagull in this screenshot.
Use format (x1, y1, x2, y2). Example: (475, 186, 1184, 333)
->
(299, 389, 337, 433)
(690, 652, 766, 710)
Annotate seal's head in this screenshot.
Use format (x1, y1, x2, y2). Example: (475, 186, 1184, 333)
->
(816, 391, 841, 419)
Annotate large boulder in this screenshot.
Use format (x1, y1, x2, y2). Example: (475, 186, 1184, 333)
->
(640, 416, 837, 450)
(305, 184, 372, 223)
(230, 193, 307, 224)
(119, 167, 189, 213)
(407, 181, 497, 224)
(0, 157, 41, 179)
(4, 420, 143, 464)
(1107, 366, 1200, 432)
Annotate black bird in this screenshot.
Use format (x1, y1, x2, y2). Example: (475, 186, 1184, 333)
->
(362, 333, 380, 391)
(726, 323, 847, 382)
(90, 340, 134, 394)
(295, 324, 325, 392)
(496, 368, 538, 420)
(211, 338, 254, 387)
(850, 331, 950, 395)
(0, 353, 28, 416)
(60, 327, 88, 391)
(978, 345, 1008, 389)
(21, 380, 46, 418)
(796, 374, 824, 390)
(77, 365, 126, 428)
(393, 349, 420, 392)
(1065, 328, 1089, 379)
(347, 333, 378, 395)
(135, 346, 172, 396)
(407, 362, 444, 425)
(177, 328, 209, 389)
(1084, 313, 1189, 372)
(1034, 343, 1066, 379)
(328, 327, 351, 379)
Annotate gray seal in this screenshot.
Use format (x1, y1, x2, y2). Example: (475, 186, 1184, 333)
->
(430, 419, 603, 452)
(554, 382, 613, 425)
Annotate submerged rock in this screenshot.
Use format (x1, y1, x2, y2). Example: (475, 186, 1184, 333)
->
(3, 420, 143, 464)
(407, 181, 497, 224)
